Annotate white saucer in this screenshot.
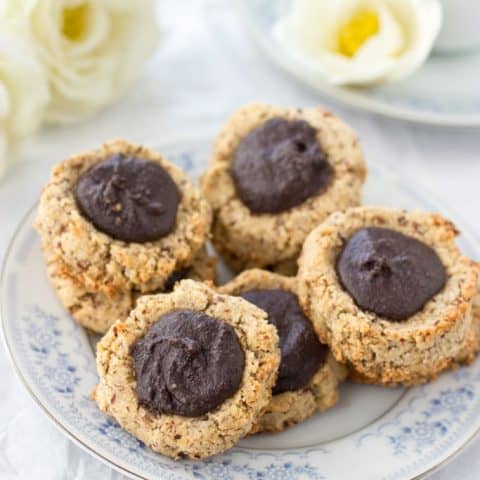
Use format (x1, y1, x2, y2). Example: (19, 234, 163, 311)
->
(236, 0, 480, 127)
(2, 138, 480, 480)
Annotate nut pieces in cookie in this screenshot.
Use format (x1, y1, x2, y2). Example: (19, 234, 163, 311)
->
(45, 248, 216, 334)
(298, 207, 479, 385)
(94, 280, 280, 459)
(35, 139, 212, 294)
(220, 269, 346, 433)
(202, 103, 366, 273)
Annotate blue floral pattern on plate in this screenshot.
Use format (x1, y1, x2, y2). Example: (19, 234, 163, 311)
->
(2, 139, 480, 480)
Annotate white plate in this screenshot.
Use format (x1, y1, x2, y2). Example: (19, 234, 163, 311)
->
(236, 0, 480, 128)
(2, 138, 480, 480)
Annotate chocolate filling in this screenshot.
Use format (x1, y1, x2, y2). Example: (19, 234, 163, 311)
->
(231, 117, 332, 214)
(163, 268, 190, 292)
(336, 227, 446, 321)
(132, 309, 245, 417)
(240, 289, 327, 394)
(75, 153, 180, 243)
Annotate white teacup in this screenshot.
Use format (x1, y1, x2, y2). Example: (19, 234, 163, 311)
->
(435, 0, 480, 52)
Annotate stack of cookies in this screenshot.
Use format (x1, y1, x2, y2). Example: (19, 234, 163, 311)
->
(35, 103, 479, 461)
(35, 139, 215, 333)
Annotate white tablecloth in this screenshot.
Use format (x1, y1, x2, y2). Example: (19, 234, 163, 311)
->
(1, 1, 479, 478)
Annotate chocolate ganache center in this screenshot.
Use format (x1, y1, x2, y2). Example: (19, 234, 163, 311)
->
(75, 153, 180, 243)
(132, 309, 245, 417)
(231, 117, 333, 214)
(336, 227, 446, 321)
(239, 289, 327, 394)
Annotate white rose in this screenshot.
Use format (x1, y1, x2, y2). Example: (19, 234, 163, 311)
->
(10, 0, 160, 125)
(0, 16, 50, 175)
(274, 0, 442, 86)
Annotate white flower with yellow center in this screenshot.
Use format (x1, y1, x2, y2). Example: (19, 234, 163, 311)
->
(9, 0, 160, 124)
(0, 16, 50, 175)
(274, 0, 442, 86)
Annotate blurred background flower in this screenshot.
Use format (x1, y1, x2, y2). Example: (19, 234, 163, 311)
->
(274, 0, 442, 86)
(8, 0, 160, 125)
(0, 15, 50, 176)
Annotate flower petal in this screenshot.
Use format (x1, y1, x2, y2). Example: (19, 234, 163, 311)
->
(273, 0, 442, 87)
